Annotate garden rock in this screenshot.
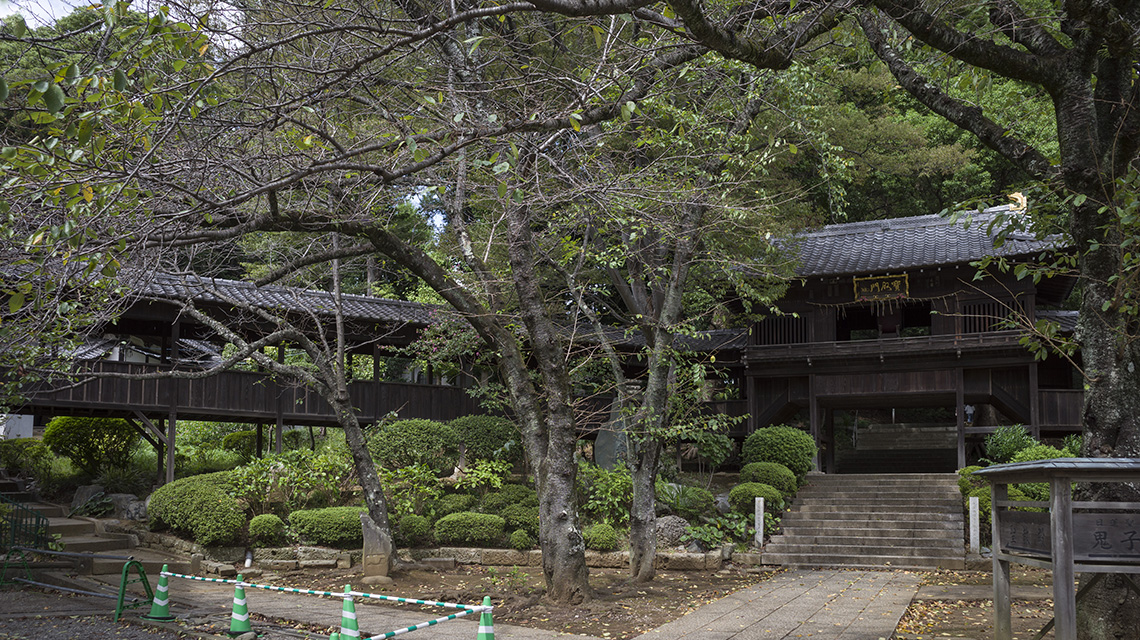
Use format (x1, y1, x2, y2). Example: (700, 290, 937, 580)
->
(655, 515, 689, 547)
(297, 546, 340, 563)
(714, 494, 731, 514)
(482, 549, 527, 565)
(106, 493, 147, 520)
(71, 484, 104, 511)
(659, 552, 705, 571)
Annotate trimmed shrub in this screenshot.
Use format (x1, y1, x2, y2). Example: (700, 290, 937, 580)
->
(499, 503, 540, 538)
(148, 473, 245, 546)
(958, 465, 986, 495)
(739, 462, 797, 497)
(398, 514, 432, 546)
(368, 419, 461, 475)
(983, 425, 1036, 464)
(509, 529, 533, 550)
(249, 514, 286, 547)
(1010, 444, 1067, 502)
(289, 506, 368, 548)
(655, 482, 715, 521)
(434, 512, 505, 546)
(43, 416, 139, 474)
(435, 493, 478, 518)
(481, 484, 538, 514)
(728, 482, 783, 516)
(449, 415, 523, 465)
(583, 523, 619, 552)
(0, 438, 52, 476)
(222, 430, 259, 459)
(740, 426, 816, 479)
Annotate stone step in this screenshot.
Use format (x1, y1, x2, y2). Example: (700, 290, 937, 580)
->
(804, 473, 958, 484)
(780, 526, 963, 540)
(90, 550, 193, 576)
(1, 490, 38, 502)
(47, 517, 98, 537)
(770, 532, 962, 547)
(20, 502, 68, 518)
(761, 552, 966, 571)
(764, 543, 963, 559)
(790, 501, 961, 514)
(58, 534, 135, 554)
(780, 512, 963, 526)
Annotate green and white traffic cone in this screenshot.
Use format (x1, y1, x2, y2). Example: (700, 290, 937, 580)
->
(328, 633, 341, 640)
(141, 564, 175, 621)
(339, 585, 360, 639)
(228, 574, 253, 637)
(476, 596, 494, 640)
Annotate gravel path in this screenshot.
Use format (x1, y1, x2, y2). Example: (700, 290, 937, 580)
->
(0, 589, 194, 640)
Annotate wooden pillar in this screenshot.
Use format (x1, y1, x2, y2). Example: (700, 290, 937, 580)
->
(991, 482, 1012, 640)
(276, 346, 285, 454)
(1029, 362, 1040, 439)
(824, 408, 835, 474)
(165, 413, 177, 485)
(956, 367, 966, 469)
(166, 322, 180, 484)
(157, 417, 166, 486)
(1050, 477, 1076, 640)
(809, 375, 821, 473)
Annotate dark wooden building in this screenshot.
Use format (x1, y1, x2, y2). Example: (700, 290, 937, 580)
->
(742, 207, 1082, 473)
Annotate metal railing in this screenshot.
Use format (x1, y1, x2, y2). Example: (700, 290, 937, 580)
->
(0, 494, 50, 551)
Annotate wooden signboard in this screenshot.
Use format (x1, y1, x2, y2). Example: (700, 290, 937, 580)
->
(999, 511, 1140, 561)
(853, 274, 908, 301)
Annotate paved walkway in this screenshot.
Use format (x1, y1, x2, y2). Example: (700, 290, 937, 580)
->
(633, 569, 921, 640)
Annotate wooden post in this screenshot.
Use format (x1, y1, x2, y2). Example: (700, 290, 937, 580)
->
(276, 346, 285, 454)
(166, 322, 180, 485)
(991, 482, 1011, 640)
(956, 367, 966, 469)
(1029, 362, 1040, 439)
(256, 424, 264, 458)
(808, 375, 821, 473)
(1050, 476, 1076, 640)
(165, 412, 176, 484)
(824, 408, 835, 474)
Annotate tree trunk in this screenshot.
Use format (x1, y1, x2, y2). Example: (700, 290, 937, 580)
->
(628, 437, 660, 582)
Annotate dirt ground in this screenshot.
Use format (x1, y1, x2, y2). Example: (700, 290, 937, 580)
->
(249, 563, 1058, 640)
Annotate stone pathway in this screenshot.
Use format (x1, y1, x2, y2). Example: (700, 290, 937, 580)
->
(632, 569, 921, 640)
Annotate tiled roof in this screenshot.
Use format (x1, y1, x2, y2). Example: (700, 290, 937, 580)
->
(790, 206, 1063, 277)
(138, 273, 437, 326)
(1036, 310, 1079, 333)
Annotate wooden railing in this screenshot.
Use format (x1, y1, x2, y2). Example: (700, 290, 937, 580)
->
(744, 330, 1026, 363)
(16, 361, 479, 425)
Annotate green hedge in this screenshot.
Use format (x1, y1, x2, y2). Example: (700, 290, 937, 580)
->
(481, 484, 538, 514)
(957, 465, 986, 495)
(449, 415, 523, 465)
(728, 482, 783, 516)
(368, 419, 461, 475)
(398, 514, 433, 546)
(583, 523, 619, 552)
(741, 426, 816, 479)
(739, 462, 797, 496)
(0, 438, 52, 476)
(435, 493, 479, 518)
(289, 507, 368, 548)
(983, 425, 1036, 464)
(499, 503, 540, 538)
(509, 529, 533, 550)
(148, 472, 245, 546)
(249, 514, 286, 547)
(43, 416, 139, 474)
(1010, 444, 1067, 501)
(434, 512, 505, 546)
(655, 482, 715, 521)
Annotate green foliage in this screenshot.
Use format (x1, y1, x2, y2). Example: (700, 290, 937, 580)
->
(148, 473, 245, 546)
(433, 511, 505, 546)
(480, 484, 539, 514)
(740, 426, 816, 479)
(249, 514, 286, 547)
(381, 464, 443, 518)
(453, 459, 513, 495)
(178, 448, 245, 477)
(499, 503, 540, 538)
(728, 482, 783, 515)
(582, 522, 620, 551)
(509, 528, 534, 550)
(397, 514, 432, 546)
(1062, 434, 1082, 457)
(229, 448, 354, 516)
(0, 438, 52, 476)
(222, 430, 259, 460)
(43, 416, 139, 474)
(449, 415, 523, 465)
(1010, 444, 1067, 501)
(983, 425, 1036, 464)
(654, 481, 715, 521)
(288, 507, 368, 548)
(95, 464, 148, 495)
(739, 462, 797, 497)
(576, 462, 632, 525)
(368, 419, 460, 476)
(435, 493, 479, 518)
(682, 513, 755, 550)
(957, 465, 986, 495)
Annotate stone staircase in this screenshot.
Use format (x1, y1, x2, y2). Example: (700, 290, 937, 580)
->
(2, 472, 189, 575)
(762, 473, 965, 570)
(837, 423, 959, 473)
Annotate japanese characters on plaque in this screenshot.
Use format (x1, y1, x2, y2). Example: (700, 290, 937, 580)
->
(1000, 511, 1140, 561)
(853, 274, 908, 301)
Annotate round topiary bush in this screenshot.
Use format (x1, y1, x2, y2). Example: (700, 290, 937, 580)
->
(740, 426, 816, 479)
(499, 503, 540, 538)
(957, 465, 986, 495)
(481, 484, 538, 514)
(739, 462, 797, 497)
(583, 523, 619, 552)
(1010, 444, 1067, 502)
(368, 419, 461, 475)
(728, 482, 783, 516)
(43, 416, 140, 474)
(148, 473, 245, 546)
(221, 430, 259, 460)
(398, 514, 432, 546)
(249, 514, 286, 547)
(435, 493, 479, 518)
(449, 415, 524, 465)
(509, 528, 533, 550)
(288, 507, 368, 548)
(434, 512, 505, 546)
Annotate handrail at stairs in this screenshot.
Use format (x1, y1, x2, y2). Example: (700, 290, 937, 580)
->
(0, 493, 50, 551)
